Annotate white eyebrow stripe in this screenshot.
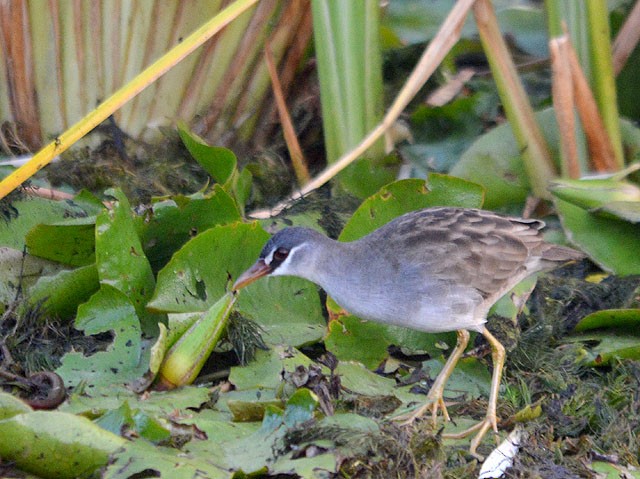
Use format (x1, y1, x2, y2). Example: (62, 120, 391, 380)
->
(270, 244, 304, 276)
(264, 248, 275, 265)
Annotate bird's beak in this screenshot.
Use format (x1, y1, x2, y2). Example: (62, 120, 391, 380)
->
(233, 259, 271, 291)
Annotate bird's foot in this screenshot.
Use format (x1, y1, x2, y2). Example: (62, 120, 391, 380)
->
(442, 413, 499, 460)
(393, 389, 451, 427)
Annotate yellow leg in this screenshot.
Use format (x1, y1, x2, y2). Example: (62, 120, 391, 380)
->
(395, 329, 470, 425)
(443, 328, 505, 459)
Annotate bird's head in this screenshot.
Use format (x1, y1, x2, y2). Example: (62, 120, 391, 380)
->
(233, 227, 323, 290)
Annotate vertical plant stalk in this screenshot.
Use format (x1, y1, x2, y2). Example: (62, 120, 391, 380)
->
(612, 0, 640, 75)
(545, 0, 590, 74)
(473, 0, 556, 199)
(586, 0, 624, 169)
(566, 40, 618, 172)
(264, 42, 310, 185)
(311, 0, 384, 164)
(550, 36, 580, 179)
(544, 1, 588, 176)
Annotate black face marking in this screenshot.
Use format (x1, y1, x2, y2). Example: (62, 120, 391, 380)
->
(272, 247, 289, 267)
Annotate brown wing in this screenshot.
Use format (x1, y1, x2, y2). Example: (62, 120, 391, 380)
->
(369, 208, 549, 298)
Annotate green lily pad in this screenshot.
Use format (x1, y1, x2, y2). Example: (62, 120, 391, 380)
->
(325, 316, 393, 370)
(179, 124, 236, 184)
(450, 113, 533, 210)
(96, 188, 160, 333)
(0, 197, 92, 250)
(71, 189, 106, 215)
(149, 221, 269, 313)
(554, 197, 640, 275)
(403, 96, 485, 174)
(141, 185, 241, 271)
(61, 384, 212, 417)
(26, 263, 100, 319)
(0, 247, 64, 314)
(56, 285, 144, 388)
(325, 315, 459, 371)
(26, 217, 96, 266)
(236, 276, 326, 347)
(339, 155, 400, 199)
(105, 439, 233, 479)
(575, 309, 640, 332)
(453, 108, 640, 210)
(94, 401, 171, 444)
(178, 124, 252, 212)
(335, 361, 397, 396)
(570, 332, 640, 366)
(228, 346, 313, 391)
(0, 411, 125, 479)
(283, 388, 318, 427)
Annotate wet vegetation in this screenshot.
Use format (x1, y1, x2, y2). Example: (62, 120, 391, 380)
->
(0, 1, 640, 478)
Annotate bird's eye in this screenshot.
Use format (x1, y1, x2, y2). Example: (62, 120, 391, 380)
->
(273, 248, 289, 262)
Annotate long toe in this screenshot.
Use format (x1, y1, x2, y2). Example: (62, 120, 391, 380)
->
(393, 392, 450, 426)
(442, 413, 499, 460)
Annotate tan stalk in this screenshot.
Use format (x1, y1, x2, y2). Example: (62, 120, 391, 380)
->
(612, 0, 640, 75)
(264, 42, 310, 185)
(0, 0, 260, 201)
(254, 1, 313, 147)
(250, 0, 477, 219)
(550, 35, 580, 179)
(565, 40, 618, 172)
(473, 0, 555, 198)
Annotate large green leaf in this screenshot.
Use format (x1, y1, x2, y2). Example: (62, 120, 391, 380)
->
(402, 96, 486, 175)
(569, 309, 640, 366)
(26, 217, 96, 266)
(0, 411, 125, 479)
(149, 221, 269, 313)
(0, 197, 92, 250)
(0, 248, 63, 314)
(105, 440, 233, 479)
(384, 0, 546, 53)
(26, 263, 100, 319)
(56, 285, 144, 388)
(141, 185, 241, 271)
(554, 198, 640, 275)
(178, 124, 236, 184)
(236, 276, 326, 347)
(96, 188, 160, 332)
(228, 346, 314, 392)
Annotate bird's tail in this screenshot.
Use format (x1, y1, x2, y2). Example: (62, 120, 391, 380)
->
(542, 244, 585, 263)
